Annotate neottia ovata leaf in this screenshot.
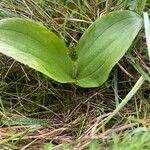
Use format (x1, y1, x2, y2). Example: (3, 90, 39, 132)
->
(76, 10, 143, 87)
(0, 18, 73, 83)
(0, 10, 143, 88)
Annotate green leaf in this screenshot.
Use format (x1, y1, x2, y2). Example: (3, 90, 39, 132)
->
(76, 10, 143, 87)
(0, 18, 74, 83)
(44, 143, 53, 150)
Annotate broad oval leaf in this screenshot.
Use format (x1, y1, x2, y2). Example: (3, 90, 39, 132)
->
(0, 18, 74, 83)
(76, 10, 143, 88)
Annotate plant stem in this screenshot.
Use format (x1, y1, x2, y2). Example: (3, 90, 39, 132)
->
(72, 61, 78, 79)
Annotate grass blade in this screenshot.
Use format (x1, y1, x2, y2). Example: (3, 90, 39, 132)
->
(143, 12, 150, 60)
(97, 76, 145, 132)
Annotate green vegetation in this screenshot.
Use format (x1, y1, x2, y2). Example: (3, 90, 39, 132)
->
(0, 10, 142, 87)
(0, 0, 150, 149)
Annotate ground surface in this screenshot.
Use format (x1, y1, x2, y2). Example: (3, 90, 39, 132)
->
(0, 0, 150, 150)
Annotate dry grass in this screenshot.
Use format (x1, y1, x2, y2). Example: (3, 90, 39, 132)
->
(0, 0, 150, 149)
